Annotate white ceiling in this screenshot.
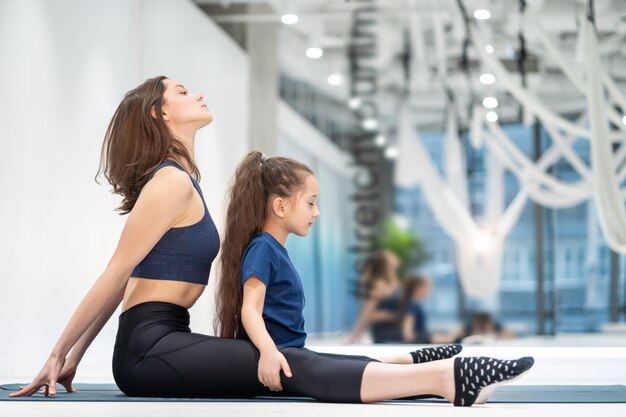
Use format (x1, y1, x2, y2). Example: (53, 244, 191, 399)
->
(196, 0, 626, 132)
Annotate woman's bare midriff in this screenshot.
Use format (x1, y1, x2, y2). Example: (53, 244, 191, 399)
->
(121, 277, 206, 312)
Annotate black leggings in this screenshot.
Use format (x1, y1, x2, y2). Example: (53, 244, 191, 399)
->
(112, 301, 377, 402)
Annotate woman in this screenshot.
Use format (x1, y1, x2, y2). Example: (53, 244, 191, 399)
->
(346, 249, 404, 343)
(9, 76, 533, 405)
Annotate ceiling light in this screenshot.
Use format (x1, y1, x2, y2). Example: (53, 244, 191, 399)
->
(482, 96, 498, 109)
(362, 118, 378, 131)
(480, 73, 495, 84)
(474, 9, 491, 20)
(486, 111, 498, 122)
(622, 115, 626, 125)
(375, 134, 386, 146)
(485, 44, 494, 54)
(327, 74, 343, 86)
(281, 14, 298, 25)
(348, 97, 361, 109)
(306, 47, 323, 59)
(385, 146, 398, 159)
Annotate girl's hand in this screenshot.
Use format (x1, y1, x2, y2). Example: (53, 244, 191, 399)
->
(258, 348, 292, 391)
(8, 354, 72, 397)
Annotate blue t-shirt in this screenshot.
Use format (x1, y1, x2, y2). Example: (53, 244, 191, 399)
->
(407, 301, 427, 334)
(240, 231, 307, 348)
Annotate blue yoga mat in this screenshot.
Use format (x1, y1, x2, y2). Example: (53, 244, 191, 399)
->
(2, 383, 626, 403)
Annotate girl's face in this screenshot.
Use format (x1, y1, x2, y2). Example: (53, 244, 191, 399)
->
(157, 78, 213, 130)
(285, 174, 320, 237)
(412, 280, 432, 300)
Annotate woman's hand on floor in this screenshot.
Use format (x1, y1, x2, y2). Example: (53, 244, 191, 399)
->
(55, 359, 78, 393)
(8, 354, 72, 397)
(21, 360, 77, 395)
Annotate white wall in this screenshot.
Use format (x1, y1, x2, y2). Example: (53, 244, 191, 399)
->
(0, 0, 248, 380)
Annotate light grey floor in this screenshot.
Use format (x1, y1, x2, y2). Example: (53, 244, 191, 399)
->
(3, 334, 626, 417)
(2, 401, 626, 417)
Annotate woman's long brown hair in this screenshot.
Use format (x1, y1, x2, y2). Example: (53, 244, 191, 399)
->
(94, 75, 200, 215)
(215, 151, 314, 338)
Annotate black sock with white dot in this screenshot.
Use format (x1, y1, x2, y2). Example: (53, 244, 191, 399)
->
(453, 356, 535, 406)
(409, 344, 463, 363)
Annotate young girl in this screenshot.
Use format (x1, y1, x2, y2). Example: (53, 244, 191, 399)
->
(399, 274, 432, 344)
(216, 151, 535, 405)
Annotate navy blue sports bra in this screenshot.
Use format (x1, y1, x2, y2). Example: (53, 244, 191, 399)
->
(377, 287, 400, 311)
(130, 159, 220, 285)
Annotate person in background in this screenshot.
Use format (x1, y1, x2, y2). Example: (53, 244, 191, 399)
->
(399, 274, 432, 344)
(398, 274, 460, 345)
(346, 250, 404, 344)
(453, 312, 516, 344)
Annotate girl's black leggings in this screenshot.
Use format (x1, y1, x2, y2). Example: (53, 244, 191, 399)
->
(112, 301, 378, 402)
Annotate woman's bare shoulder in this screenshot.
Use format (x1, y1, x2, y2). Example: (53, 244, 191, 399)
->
(141, 166, 193, 199)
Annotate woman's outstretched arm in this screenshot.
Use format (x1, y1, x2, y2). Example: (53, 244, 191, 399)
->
(65, 284, 126, 368)
(346, 298, 378, 343)
(63, 284, 127, 393)
(346, 281, 396, 343)
(9, 167, 195, 397)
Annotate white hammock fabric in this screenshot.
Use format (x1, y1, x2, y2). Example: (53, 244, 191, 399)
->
(395, 100, 527, 296)
(526, 15, 626, 185)
(471, 28, 626, 208)
(470, 106, 593, 208)
(468, 21, 626, 143)
(445, 104, 504, 297)
(395, 101, 480, 245)
(470, 15, 626, 253)
(526, 14, 626, 131)
(582, 17, 626, 252)
(395, 12, 626, 299)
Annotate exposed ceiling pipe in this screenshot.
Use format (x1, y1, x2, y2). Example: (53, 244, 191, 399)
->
(433, 13, 448, 79)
